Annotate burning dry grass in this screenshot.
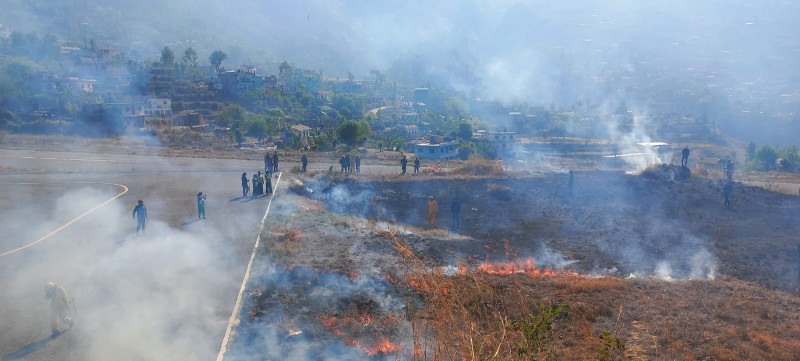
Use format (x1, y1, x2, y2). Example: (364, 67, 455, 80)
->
(383, 231, 800, 361)
(320, 293, 403, 357)
(240, 172, 800, 360)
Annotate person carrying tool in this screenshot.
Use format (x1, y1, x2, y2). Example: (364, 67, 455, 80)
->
(44, 281, 74, 336)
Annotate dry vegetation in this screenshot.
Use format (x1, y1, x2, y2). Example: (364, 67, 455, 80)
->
(388, 231, 800, 360)
(240, 169, 800, 360)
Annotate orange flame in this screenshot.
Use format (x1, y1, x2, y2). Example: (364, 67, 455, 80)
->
(469, 258, 582, 278)
(321, 315, 401, 356)
(363, 337, 401, 356)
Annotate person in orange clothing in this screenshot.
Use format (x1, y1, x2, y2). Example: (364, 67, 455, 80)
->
(427, 195, 439, 227)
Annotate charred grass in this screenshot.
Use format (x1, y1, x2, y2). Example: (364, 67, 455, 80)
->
(387, 231, 800, 360)
(245, 171, 800, 360)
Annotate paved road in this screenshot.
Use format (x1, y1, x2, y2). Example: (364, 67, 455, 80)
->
(0, 149, 277, 361)
(743, 180, 800, 195)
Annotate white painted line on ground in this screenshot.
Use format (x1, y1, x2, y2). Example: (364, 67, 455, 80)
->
(17, 155, 132, 163)
(0, 182, 129, 257)
(217, 172, 283, 361)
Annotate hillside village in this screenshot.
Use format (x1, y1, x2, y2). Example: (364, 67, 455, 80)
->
(1, 23, 798, 171)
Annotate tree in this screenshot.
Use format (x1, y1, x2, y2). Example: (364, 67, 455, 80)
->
(182, 47, 198, 66)
(161, 46, 175, 67)
(332, 94, 365, 120)
(209, 50, 227, 71)
(279, 61, 292, 77)
(456, 122, 473, 140)
(337, 120, 371, 148)
(777, 145, 798, 171)
(746, 141, 756, 163)
(754, 145, 778, 171)
(218, 104, 246, 127)
(233, 128, 244, 146)
(370, 69, 385, 84)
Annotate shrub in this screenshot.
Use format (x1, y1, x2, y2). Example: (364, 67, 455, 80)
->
(450, 159, 505, 176)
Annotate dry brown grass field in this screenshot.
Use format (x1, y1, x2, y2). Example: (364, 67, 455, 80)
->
(238, 160, 800, 360)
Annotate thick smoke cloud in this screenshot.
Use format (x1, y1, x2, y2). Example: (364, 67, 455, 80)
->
(2, 183, 239, 360)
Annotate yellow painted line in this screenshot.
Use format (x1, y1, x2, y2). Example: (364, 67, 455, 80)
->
(0, 182, 129, 257)
(216, 172, 283, 361)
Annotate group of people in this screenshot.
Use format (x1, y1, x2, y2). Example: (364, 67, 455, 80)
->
(243, 171, 273, 199)
(682, 146, 736, 206)
(339, 153, 361, 173)
(264, 151, 280, 174)
(428, 196, 461, 232)
(424, 195, 463, 232)
(400, 155, 421, 175)
(131, 191, 209, 234)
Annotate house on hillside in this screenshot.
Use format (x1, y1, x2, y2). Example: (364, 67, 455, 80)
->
(144, 98, 172, 117)
(67, 77, 96, 93)
(108, 102, 146, 128)
(403, 124, 421, 139)
(409, 136, 459, 160)
(290, 124, 313, 138)
(332, 80, 363, 94)
(219, 68, 265, 96)
(474, 130, 518, 158)
(173, 111, 207, 126)
(284, 69, 320, 93)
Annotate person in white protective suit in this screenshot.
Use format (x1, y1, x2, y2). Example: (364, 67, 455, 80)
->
(44, 282, 74, 335)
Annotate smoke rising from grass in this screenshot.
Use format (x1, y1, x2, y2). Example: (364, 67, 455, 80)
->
(1, 179, 243, 360)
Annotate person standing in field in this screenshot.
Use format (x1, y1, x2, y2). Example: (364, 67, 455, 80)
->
(301, 154, 308, 172)
(413, 157, 421, 174)
(197, 192, 207, 219)
(450, 196, 462, 232)
(427, 195, 439, 227)
(264, 153, 273, 174)
(401, 155, 408, 175)
(132, 200, 147, 234)
(241, 172, 249, 197)
(723, 182, 733, 207)
(681, 146, 690, 167)
(252, 173, 259, 199)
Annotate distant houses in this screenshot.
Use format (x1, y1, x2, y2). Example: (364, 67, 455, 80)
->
(284, 68, 320, 93)
(409, 135, 459, 160)
(289, 123, 313, 138)
(474, 130, 519, 158)
(218, 67, 266, 97)
(144, 98, 172, 117)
